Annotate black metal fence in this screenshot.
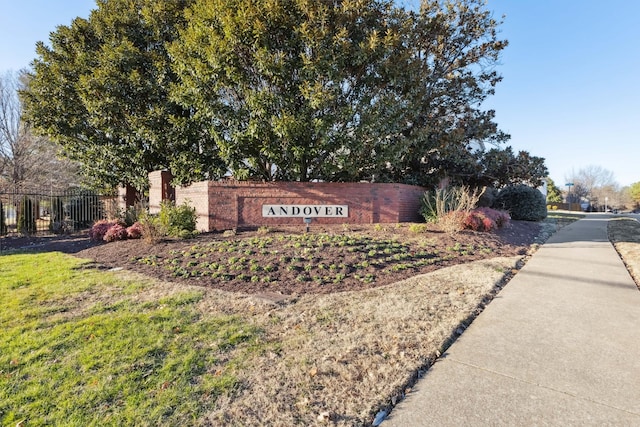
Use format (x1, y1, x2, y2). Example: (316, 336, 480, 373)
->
(0, 188, 112, 236)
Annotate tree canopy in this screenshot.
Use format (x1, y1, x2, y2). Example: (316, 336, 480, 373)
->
(22, 0, 226, 190)
(22, 0, 547, 190)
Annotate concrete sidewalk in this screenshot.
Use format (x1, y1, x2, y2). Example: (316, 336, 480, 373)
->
(383, 215, 640, 426)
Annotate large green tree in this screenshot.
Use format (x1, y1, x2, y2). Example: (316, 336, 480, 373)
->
(23, 0, 538, 189)
(22, 0, 226, 190)
(170, 0, 511, 185)
(170, 0, 404, 181)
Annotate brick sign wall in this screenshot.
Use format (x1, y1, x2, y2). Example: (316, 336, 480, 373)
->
(150, 171, 426, 232)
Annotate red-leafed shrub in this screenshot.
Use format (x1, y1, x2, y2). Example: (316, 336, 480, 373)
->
(126, 222, 143, 239)
(462, 208, 510, 232)
(463, 212, 485, 231)
(89, 220, 119, 241)
(475, 207, 510, 228)
(103, 223, 128, 242)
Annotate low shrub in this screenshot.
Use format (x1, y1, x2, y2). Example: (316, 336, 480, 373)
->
(438, 210, 468, 234)
(494, 185, 547, 221)
(158, 200, 198, 238)
(126, 222, 143, 239)
(256, 226, 271, 235)
(408, 223, 428, 233)
(89, 220, 128, 242)
(103, 223, 128, 242)
(475, 207, 510, 228)
(90, 200, 197, 244)
(462, 208, 510, 232)
(89, 220, 113, 241)
(138, 212, 164, 244)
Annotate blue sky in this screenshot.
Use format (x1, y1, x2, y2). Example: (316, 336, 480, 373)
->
(1, 0, 638, 188)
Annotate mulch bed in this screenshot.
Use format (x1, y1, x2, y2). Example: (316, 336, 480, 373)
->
(0, 221, 542, 295)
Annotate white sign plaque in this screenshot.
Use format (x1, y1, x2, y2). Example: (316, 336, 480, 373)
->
(262, 205, 348, 218)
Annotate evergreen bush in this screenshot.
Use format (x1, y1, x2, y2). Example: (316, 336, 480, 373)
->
(0, 200, 6, 236)
(493, 184, 547, 221)
(17, 196, 38, 235)
(159, 200, 198, 238)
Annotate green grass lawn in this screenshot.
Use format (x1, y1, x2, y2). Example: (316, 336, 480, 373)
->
(0, 252, 260, 426)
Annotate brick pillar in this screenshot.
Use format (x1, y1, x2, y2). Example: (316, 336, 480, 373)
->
(149, 171, 174, 214)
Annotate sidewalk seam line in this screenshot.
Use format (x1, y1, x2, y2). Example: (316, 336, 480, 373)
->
(446, 358, 640, 417)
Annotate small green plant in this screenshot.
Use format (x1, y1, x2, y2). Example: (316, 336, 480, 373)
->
(333, 273, 346, 283)
(408, 223, 427, 233)
(256, 225, 271, 235)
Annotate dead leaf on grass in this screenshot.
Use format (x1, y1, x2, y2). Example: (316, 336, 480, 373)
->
(317, 411, 331, 422)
